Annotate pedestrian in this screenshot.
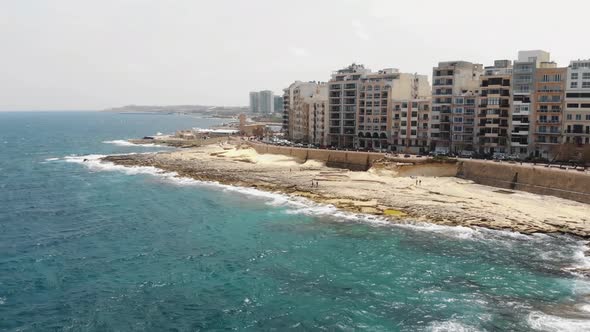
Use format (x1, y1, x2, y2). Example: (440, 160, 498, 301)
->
(419, 180, 422, 185)
(416, 179, 418, 186)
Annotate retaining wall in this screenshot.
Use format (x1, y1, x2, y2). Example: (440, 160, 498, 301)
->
(459, 160, 590, 204)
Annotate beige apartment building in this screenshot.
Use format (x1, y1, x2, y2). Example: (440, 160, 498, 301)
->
(287, 82, 328, 145)
(531, 64, 566, 158)
(476, 60, 512, 155)
(328, 64, 430, 150)
(564, 59, 590, 151)
(431, 61, 483, 154)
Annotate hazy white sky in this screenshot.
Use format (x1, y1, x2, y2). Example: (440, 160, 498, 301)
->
(1, 0, 589, 110)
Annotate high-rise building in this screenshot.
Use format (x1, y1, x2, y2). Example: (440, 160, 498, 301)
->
(476, 60, 512, 155)
(285, 82, 328, 145)
(273, 96, 283, 115)
(431, 61, 483, 154)
(328, 64, 372, 148)
(356, 69, 430, 150)
(531, 63, 566, 158)
(259, 90, 274, 114)
(564, 60, 590, 150)
(249, 91, 260, 113)
(510, 50, 551, 158)
(328, 64, 430, 150)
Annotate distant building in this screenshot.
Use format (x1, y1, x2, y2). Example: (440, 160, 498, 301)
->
(259, 90, 274, 114)
(249, 92, 260, 113)
(273, 96, 283, 115)
(390, 99, 431, 153)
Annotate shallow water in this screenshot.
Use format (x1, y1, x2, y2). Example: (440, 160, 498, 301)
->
(1, 112, 589, 331)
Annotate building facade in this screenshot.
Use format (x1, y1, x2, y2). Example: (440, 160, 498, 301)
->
(564, 60, 590, 151)
(531, 64, 566, 158)
(328, 64, 372, 148)
(476, 60, 512, 155)
(390, 99, 431, 153)
(431, 61, 483, 154)
(288, 82, 328, 145)
(510, 50, 551, 158)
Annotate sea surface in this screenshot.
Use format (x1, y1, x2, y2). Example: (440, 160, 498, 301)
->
(1, 111, 590, 331)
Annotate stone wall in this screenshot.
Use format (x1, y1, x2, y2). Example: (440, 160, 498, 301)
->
(458, 160, 590, 204)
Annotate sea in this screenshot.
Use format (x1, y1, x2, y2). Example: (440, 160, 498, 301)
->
(1, 111, 590, 331)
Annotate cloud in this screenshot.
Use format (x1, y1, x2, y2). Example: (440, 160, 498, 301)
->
(352, 20, 369, 40)
(288, 46, 310, 57)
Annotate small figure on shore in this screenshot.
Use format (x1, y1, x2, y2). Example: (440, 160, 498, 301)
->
(419, 180, 422, 185)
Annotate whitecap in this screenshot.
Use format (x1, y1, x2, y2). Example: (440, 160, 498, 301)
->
(102, 139, 168, 148)
(426, 320, 480, 332)
(44, 157, 60, 161)
(527, 311, 590, 332)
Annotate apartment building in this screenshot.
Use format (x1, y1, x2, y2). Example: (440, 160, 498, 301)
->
(308, 86, 329, 146)
(356, 69, 430, 151)
(510, 50, 551, 157)
(328, 64, 372, 148)
(282, 82, 300, 136)
(327, 64, 431, 150)
(431, 61, 483, 154)
(288, 82, 328, 144)
(564, 60, 590, 149)
(390, 99, 431, 153)
(531, 64, 566, 158)
(476, 60, 512, 155)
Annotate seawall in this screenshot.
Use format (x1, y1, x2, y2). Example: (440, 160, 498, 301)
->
(458, 160, 590, 204)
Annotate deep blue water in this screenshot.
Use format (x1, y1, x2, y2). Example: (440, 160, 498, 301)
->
(1, 111, 590, 331)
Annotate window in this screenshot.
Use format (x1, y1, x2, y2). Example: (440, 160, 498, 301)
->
(455, 98, 464, 104)
(584, 73, 590, 79)
(567, 103, 579, 108)
(453, 126, 463, 132)
(583, 82, 590, 88)
(576, 114, 582, 120)
(571, 82, 578, 88)
(454, 117, 463, 123)
(454, 107, 463, 114)
(571, 73, 579, 80)
(586, 115, 590, 120)
(567, 114, 572, 120)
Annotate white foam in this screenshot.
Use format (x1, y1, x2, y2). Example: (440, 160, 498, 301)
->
(426, 320, 480, 332)
(44, 157, 60, 161)
(527, 311, 590, 332)
(102, 139, 168, 148)
(0, 297, 5, 305)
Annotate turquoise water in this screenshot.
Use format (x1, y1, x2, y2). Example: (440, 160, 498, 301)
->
(1, 112, 590, 331)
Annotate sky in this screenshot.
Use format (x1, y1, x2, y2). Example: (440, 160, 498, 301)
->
(1, 0, 589, 111)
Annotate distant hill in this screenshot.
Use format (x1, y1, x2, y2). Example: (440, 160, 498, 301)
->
(103, 105, 249, 115)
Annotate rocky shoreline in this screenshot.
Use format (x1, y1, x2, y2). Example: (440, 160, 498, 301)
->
(102, 142, 590, 239)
